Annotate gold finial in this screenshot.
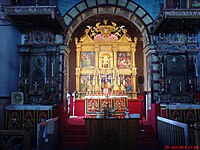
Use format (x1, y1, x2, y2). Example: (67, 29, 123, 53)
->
(75, 37, 78, 44)
(85, 29, 89, 34)
(103, 19, 108, 25)
(122, 29, 127, 34)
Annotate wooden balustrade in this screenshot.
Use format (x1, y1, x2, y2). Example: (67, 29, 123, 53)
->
(157, 116, 189, 147)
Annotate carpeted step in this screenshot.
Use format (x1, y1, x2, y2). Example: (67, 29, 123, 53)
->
(136, 124, 161, 150)
(59, 119, 89, 149)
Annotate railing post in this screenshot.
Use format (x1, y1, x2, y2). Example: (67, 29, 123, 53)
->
(194, 122, 200, 147)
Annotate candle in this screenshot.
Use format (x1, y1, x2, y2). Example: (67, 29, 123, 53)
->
(19, 64, 22, 77)
(179, 82, 182, 92)
(194, 60, 198, 77)
(161, 63, 164, 77)
(25, 78, 27, 84)
(51, 63, 54, 77)
(189, 79, 191, 84)
(45, 77, 47, 84)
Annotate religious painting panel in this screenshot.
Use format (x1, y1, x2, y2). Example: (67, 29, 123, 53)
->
(124, 75, 132, 92)
(100, 99, 112, 113)
(80, 75, 88, 92)
(183, 109, 197, 123)
(7, 110, 21, 130)
(81, 52, 95, 68)
(37, 110, 49, 123)
(86, 99, 100, 114)
(169, 109, 182, 122)
(117, 52, 131, 69)
(101, 74, 113, 93)
(113, 98, 126, 113)
(22, 110, 35, 134)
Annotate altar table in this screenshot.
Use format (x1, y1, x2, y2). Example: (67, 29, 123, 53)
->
(84, 118, 140, 150)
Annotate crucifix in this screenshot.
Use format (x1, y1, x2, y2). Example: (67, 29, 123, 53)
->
(33, 81, 39, 92)
(178, 82, 182, 93)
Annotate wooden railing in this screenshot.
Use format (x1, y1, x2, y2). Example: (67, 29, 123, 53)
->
(0, 130, 31, 149)
(157, 116, 189, 147)
(37, 117, 59, 150)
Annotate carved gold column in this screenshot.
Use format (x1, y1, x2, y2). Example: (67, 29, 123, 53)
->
(94, 45, 99, 91)
(131, 37, 137, 67)
(113, 45, 118, 85)
(131, 68, 137, 93)
(75, 38, 81, 92)
(131, 37, 138, 93)
(76, 68, 81, 93)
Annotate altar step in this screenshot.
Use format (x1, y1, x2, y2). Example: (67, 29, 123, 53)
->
(136, 124, 161, 150)
(59, 124, 89, 149)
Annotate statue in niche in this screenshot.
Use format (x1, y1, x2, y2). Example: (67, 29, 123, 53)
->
(102, 55, 109, 68)
(102, 53, 110, 68)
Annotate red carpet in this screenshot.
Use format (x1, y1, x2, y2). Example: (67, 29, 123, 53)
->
(59, 117, 89, 149)
(136, 124, 161, 150)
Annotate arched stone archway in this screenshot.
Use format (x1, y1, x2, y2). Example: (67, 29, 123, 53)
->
(63, 0, 154, 46)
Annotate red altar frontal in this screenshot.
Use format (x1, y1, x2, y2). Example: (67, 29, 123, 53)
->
(85, 95, 128, 115)
(5, 104, 57, 135)
(69, 96, 144, 117)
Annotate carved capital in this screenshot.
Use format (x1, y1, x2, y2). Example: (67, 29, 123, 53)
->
(75, 68, 81, 76)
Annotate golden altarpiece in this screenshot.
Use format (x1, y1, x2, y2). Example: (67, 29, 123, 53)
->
(75, 20, 138, 115)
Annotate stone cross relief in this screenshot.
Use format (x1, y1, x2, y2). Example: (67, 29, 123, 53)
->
(33, 81, 39, 92)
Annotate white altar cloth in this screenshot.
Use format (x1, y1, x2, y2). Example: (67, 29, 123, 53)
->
(85, 95, 128, 99)
(5, 104, 55, 110)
